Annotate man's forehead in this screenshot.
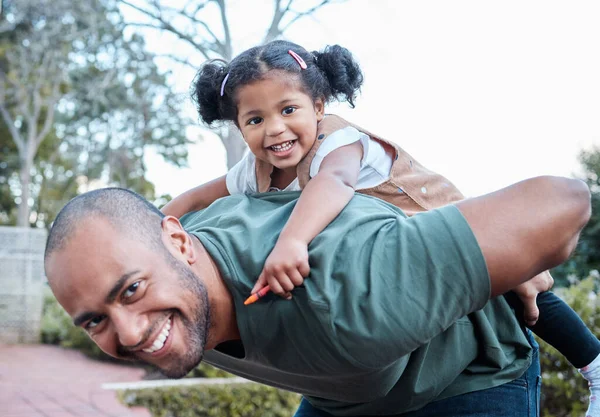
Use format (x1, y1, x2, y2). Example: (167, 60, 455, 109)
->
(46, 217, 130, 284)
(46, 218, 145, 314)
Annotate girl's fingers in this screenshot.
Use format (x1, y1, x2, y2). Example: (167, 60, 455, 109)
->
(252, 272, 268, 294)
(298, 260, 310, 277)
(267, 278, 286, 296)
(289, 268, 305, 287)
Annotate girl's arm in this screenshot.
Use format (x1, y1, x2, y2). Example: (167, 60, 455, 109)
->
(252, 141, 363, 296)
(161, 175, 230, 218)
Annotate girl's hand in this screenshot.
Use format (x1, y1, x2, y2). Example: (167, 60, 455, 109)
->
(513, 270, 554, 326)
(253, 238, 310, 299)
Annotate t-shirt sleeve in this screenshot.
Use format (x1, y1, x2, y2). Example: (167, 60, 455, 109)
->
(323, 203, 491, 369)
(309, 126, 370, 178)
(225, 151, 258, 194)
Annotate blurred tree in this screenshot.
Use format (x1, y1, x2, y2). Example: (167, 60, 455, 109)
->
(0, 0, 88, 226)
(0, 124, 17, 224)
(30, 135, 80, 228)
(58, 28, 191, 202)
(0, 0, 190, 227)
(119, 0, 346, 169)
(552, 146, 600, 286)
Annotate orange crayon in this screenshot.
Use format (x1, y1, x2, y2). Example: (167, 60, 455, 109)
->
(244, 285, 271, 305)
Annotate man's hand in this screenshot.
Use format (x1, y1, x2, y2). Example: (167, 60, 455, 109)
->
(513, 270, 554, 326)
(252, 238, 310, 299)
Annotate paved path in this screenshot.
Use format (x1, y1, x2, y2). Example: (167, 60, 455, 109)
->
(0, 344, 151, 417)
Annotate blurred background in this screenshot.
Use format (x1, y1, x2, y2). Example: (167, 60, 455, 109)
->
(1, 1, 600, 416)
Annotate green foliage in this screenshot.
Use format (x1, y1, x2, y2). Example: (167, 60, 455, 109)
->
(0, 0, 191, 227)
(187, 363, 234, 379)
(552, 146, 600, 286)
(119, 383, 301, 417)
(39, 286, 72, 345)
(538, 274, 600, 417)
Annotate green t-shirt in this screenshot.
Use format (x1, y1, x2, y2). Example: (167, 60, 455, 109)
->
(180, 191, 532, 416)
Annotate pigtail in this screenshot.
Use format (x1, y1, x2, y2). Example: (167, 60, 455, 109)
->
(313, 45, 364, 108)
(191, 59, 229, 126)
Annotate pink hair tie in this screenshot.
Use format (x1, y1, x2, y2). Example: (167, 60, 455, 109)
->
(220, 73, 230, 97)
(288, 50, 307, 70)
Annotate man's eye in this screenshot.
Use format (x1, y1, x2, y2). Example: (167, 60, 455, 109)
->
(123, 281, 140, 299)
(86, 315, 105, 330)
(282, 107, 296, 115)
(247, 117, 262, 125)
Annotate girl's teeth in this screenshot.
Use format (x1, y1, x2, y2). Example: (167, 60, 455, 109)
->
(271, 141, 294, 152)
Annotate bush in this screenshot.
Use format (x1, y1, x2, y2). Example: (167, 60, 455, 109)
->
(119, 383, 301, 417)
(537, 273, 600, 417)
(40, 286, 72, 345)
(187, 363, 234, 379)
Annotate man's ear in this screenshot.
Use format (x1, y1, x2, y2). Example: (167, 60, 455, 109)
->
(161, 216, 197, 264)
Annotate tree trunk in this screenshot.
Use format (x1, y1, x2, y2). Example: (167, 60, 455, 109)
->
(16, 154, 34, 227)
(222, 126, 247, 169)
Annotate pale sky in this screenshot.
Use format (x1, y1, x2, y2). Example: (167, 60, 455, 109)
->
(143, 0, 600, 199)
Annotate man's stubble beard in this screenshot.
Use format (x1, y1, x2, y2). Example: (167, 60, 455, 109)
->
(160, 249, 212, 378)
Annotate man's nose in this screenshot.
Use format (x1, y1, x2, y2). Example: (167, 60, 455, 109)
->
(113, 310, 147, 349)
(265, 116, 286, 137)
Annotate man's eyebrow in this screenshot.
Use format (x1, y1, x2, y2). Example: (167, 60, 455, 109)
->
(73, 311, 98, 327)
(71, 270, 141, 327)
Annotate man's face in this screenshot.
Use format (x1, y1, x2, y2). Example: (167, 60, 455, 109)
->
(45, 217, 209, 378)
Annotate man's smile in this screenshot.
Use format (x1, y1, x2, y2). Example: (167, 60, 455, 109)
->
(141, 315, 173, 355)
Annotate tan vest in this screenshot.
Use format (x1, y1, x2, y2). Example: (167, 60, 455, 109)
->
(256, 114, 465, 216)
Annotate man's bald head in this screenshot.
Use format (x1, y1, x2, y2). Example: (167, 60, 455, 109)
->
(44, 187, 165, 262)
(44, 187, 215, 378)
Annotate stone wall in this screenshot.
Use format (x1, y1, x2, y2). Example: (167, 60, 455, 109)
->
(0, 227, 47, 343)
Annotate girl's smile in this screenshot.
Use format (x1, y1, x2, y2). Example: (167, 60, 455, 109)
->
(267, 139, 298, 157)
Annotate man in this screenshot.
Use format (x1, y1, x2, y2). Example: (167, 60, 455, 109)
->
(44, 176, 590, 416)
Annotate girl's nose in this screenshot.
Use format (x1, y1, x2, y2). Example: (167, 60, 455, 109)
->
(265, 117, 286, 137)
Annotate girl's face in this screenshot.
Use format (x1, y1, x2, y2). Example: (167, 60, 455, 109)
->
(235, 72, 324, 174)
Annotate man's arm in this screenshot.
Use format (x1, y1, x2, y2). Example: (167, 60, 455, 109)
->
(332, 176, 589, 367)
(455, 175, 591, 297)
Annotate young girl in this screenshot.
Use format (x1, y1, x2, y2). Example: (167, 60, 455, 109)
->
(162, 39, 600, 416)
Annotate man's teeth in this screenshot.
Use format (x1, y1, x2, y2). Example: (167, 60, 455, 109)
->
(143, 318, 172, 353)
(270, 141, 294, 152)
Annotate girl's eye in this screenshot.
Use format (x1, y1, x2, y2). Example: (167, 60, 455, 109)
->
(247, 117, 262, 126)
(86, 315, 105, 330)
(123, 281, 140, 300)
(282, 106, 296, 115)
